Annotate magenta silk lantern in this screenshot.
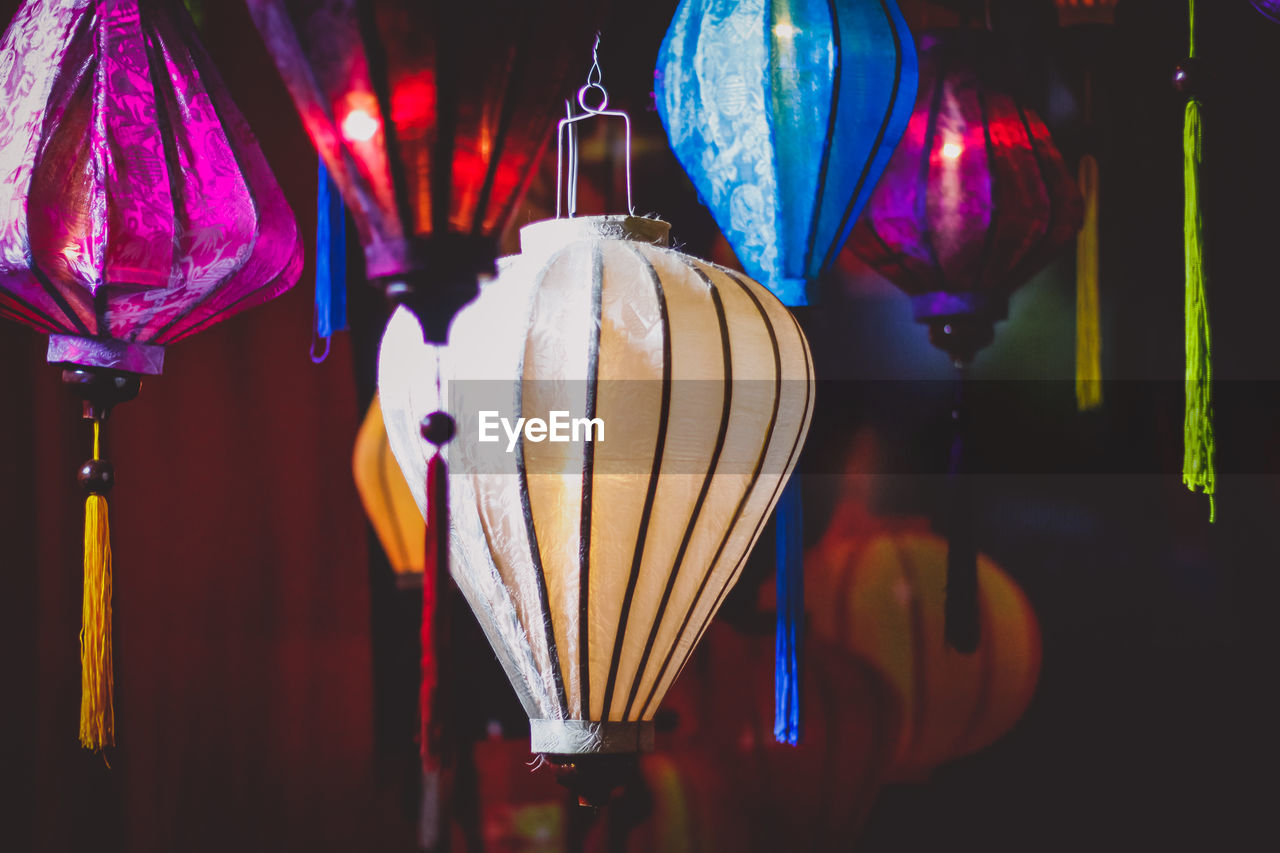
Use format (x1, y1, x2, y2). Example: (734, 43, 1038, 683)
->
(0, 0, 302, 373)
(0, 0, 301, 752)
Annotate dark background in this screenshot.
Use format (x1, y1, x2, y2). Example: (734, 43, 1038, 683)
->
(0, 0, 1274, 850)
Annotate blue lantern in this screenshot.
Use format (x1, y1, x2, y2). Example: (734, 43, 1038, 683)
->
(655, 0, 918, 307)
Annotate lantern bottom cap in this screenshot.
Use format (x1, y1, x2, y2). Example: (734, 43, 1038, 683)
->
(48, 335, 165, 375)
(910, 291, 1009, 322)
(530, 719, 654, 755)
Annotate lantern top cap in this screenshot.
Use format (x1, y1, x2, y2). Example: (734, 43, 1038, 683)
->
(519, 215, 670, 266)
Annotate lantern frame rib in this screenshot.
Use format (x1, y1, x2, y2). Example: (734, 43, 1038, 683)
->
(620, 259, 734, 721)
(655, 298, 814, 707)
(597, 244, 673, 721)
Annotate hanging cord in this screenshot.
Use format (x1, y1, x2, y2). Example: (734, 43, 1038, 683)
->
(419, 349, 456, 850)
(944, 365, 980, 653)
(80, 418, 115, 751)
(1181, 0, 1215, 520)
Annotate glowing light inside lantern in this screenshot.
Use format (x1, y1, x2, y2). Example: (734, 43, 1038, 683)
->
(773, 23, 801, 39)
(341, 108, 380, 143)
(942, 141, 963, 160)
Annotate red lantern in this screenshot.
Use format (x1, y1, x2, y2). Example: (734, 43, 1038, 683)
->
(849, 29, 1082, 364)
(247, 0, 602, 341)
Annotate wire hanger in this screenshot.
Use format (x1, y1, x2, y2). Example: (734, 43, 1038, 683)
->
(555, 34, 635, 219)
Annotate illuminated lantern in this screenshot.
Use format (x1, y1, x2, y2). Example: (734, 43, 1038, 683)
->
(247, 0, 600, 342)
(379, 214, 814, 802)
(849, 30, 1082, 365)
(352, 395, 425, 585)
(806, 512, 1042, 780)
(655, 0, 917, 308)
(848, 30, 1080, 652)
(0, 0, 301, 750)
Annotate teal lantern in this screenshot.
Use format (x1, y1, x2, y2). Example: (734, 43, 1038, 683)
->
(654, 0, 918, 307)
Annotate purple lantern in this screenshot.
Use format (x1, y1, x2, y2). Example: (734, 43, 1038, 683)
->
(0, 0, 301, 751)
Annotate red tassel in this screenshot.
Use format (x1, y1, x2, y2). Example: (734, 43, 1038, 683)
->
(420, 452, 449, 768)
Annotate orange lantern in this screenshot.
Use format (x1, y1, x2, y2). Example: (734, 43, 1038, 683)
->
(807, 511, 1041, 781)
(352, 395, 425, 585)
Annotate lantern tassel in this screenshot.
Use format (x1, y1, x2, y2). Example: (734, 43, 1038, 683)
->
(80, 419, 114, 751)
(311, 159, 347, 364)
(774, 478, 803, 746)
(419, 445, 454, 851)
(420, 451, 449, 767)
(1183, 1, 1215, 521)
(1076, 154, 1103, 412)
(944, 371, 980, 653)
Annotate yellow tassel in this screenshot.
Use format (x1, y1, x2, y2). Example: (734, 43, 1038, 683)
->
(1076, 154, 1103, 411)
(80, 422, 114, 750)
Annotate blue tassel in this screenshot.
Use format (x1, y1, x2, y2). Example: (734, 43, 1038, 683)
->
(774, 477, 803, 746)
(312, 160, 347, 363)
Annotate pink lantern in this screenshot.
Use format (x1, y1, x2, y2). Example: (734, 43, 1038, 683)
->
(0, 0, 301, 751)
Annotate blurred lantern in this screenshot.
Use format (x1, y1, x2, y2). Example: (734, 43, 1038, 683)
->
(462, 623, 898, 850)
(848, 29, 1080, 653)
(665, 624, 902, 849)
(1054, 0, 1118, 27)
(850, 29, 1082, 365)
(0, 0, 301, 751)
(352, 395, 425, 585)
(806, 509, 1041, 780)
(380, 211, 814, 803)
(654, 0, 912, 741)
(247, 0, 601, 343)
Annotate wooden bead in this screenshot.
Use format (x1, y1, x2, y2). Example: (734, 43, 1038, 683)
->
(420, 411, 456, 447)
(1173, 57, 1202, 97)
(78, 459, 115, 495)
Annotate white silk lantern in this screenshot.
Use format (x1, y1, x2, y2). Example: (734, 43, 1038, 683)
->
(379, 215, 814, 760)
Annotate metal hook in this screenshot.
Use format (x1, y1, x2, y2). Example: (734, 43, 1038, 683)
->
(555, 33, 635, 218)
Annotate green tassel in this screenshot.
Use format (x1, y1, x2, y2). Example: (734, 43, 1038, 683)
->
(1183, 0, 1215, 521)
